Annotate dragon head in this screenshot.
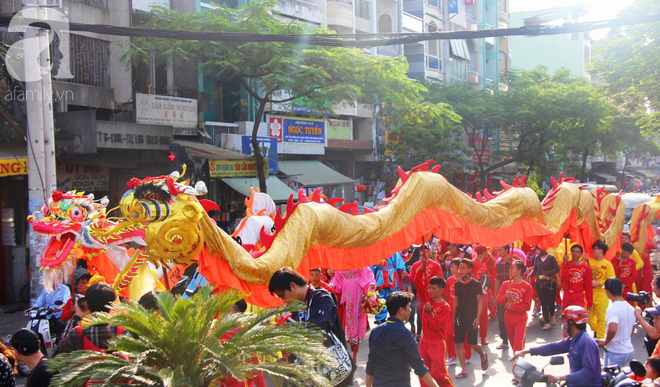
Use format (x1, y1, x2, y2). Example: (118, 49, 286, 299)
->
(101, 168, 209, 267)
(28, 190, 108, 291)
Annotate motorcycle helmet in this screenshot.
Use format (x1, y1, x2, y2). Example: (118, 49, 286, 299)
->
(562, 305, 588, 324)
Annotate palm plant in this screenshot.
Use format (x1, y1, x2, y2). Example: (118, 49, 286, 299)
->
(48, 287, 333, 386)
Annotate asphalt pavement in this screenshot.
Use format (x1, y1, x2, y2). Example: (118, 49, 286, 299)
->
(0, 300, 652, 387)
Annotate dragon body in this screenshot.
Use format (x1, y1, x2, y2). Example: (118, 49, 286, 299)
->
(106, 162, 634, 307)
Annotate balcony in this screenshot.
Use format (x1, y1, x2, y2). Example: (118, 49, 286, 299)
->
(274, 0, 323, 24)
(498, 10, 509, 27)
(327, 1, 354, 32)
(402, 12, 423, 33)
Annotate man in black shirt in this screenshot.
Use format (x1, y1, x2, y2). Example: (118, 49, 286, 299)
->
(453, 259, 488, 379)
(10, 329, 54, 387)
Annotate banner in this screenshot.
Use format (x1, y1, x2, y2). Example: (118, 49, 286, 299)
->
(241, 136, 278, 173)
(268, 115, 325, 144)
(56, 164, 110, 191)
(0, 158, 27, 177)
(209, 160, 268, 178)
(448, 0, 459, 13)
(136, 93, 197, 128)
(328, 119, 352, 140)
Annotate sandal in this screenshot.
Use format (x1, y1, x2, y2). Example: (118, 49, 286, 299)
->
(481, 353, 489, 370)
(456, 372, 468, 379)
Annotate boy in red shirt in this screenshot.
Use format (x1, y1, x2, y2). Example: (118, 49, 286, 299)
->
(472, 246, 491, 345)
(496, 259, 533, 355)
(419, 277, 455, 387)
(611, 242, 638, 303)
(561, 244, 593, 309)
(411, 245, 444, 334)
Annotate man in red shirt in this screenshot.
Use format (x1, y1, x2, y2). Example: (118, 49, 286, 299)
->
(419, 276, 454, 386)
(561, 244, 593, 310)
(411, 245, 443, 334)
(472, 245, 491, 345)
(611, 243, 638, 304)
(496, 260, 533, 355)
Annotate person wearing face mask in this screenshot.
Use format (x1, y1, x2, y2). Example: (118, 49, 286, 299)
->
(511, 306, 601, 386)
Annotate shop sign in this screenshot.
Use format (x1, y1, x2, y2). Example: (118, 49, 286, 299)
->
(241, 136, 278, 173)
(471, 137, 490, 164)
(56, 164, 110, 192)
(267, 115, 325, 144)
(209, 160, 268, 178)
(328, 119, 352, 140)
(0, 158, 27, 177)
(136, 93, 198, 128)
(96, 121, 172, 150)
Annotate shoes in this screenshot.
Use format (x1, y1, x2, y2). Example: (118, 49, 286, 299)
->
(550, 317, 557, 326)
(542, 323, 551, 330)
(481, 353, 489, 370)
(496, 342, 509, 350)
(539, 319, 545, 326)
(465, 357, 471, 364)
(456, 372, 468, 379)
(447, 356, 458, 365)
(481, 338, 490, 345)
(532, 308, 540, 317)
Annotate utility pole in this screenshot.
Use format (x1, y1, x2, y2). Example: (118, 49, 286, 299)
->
(24, 0, 58, 302)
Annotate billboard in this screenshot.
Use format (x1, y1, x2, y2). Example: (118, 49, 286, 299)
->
(241, 136, 278, 173)
(268, 115, 325, 144)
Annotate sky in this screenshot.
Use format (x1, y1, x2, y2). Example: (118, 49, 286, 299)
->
(509, 0, 636, 38)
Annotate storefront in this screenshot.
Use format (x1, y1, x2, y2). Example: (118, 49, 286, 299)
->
(0, 146, 28, 304)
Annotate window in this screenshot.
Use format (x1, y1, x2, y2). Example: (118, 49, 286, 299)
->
(356, 0, 371, 19)
(51, 34, 111, 88)
(426, 22, 441, 71)
(379, 14, 392, 33)
(449, 58, 467, 82)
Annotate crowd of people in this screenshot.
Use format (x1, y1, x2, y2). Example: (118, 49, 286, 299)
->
(2, 230, 660, 387)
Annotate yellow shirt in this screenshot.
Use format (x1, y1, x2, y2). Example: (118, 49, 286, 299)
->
(588, 257, 615, 294)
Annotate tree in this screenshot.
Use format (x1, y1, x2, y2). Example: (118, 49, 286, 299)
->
(127, 1, 441, 192)
(420, 80, 507, 187)
(589, 0, 660, 134)
(49, 288, 333, 387)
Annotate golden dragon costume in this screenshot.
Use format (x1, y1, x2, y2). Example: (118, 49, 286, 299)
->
(99, 161, 651, 307)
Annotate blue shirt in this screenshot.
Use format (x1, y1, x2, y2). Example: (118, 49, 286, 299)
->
(530, 329, 601, 387)
(366, 317, 428, 386)
(34, 283, 71, 318)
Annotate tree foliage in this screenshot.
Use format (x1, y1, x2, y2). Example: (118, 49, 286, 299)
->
(589, 0, 660, 134)
(126, 1, 447, 192)
(48, 288, 333, 387)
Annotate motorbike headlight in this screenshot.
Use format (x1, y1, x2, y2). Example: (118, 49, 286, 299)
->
(28, 310, 38, 319)
(512, 358, 535, 379)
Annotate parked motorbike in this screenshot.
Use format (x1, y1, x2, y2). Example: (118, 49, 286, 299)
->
(512, 355, 565, 386)
(24, 304, 61, 357)
(601, 360, 646, 387)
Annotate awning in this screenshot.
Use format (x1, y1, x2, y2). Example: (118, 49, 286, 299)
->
(278, 160, 355, 187)
(591, 172, 617, 182)
(175, 140, 248, 160)
(221, 176, 296, 202)
(449, 39, 471, 61)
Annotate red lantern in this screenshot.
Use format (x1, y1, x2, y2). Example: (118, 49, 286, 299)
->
(356, 184, 367, 193)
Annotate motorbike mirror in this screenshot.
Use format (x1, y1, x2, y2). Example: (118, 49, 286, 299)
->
(629, 360, 646, 377)
(549, 356, 565, 366)
(54, 301, 64, 305)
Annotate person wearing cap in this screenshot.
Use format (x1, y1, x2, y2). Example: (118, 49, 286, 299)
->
(634, 303, 660, 357)
(588, 241, 616, 339)
(10, 328, 55, 387)
(598, 278, 636, 366)
(511, 306, 601, 386)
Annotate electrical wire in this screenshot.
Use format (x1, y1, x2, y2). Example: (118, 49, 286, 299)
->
(0, 13, 658, 47)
